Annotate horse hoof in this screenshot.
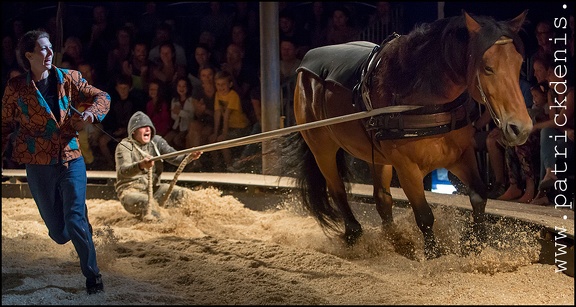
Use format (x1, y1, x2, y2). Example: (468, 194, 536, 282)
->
(424, 238, 441, 259)
(342, 228, 363, 246)
(424, 245, 441, 259)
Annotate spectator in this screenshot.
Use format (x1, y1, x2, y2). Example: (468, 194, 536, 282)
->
(115, 111, 202, 221)
(77, 62, 104, 167)
(231, 2, 259, 41)
(364, 2, 404, 44)
(525, 20, 555, 84)
(326, 6, 360, 45)
(106, 26, 134, 81)
(61, 36, 87, 70)
(473, 105, 507, 199)
(497, 78, 539, 203)
(148, 22, 187, 68)
(279, 9, 311, 59)
(208, 70, 252, 171)
(301, 1, 329, 49)
(200, 2, 232, 56)
(229, 23, 259, 68)
(279, 39, 301, 84)
(137, 1, 164, 47)
(85, 5, 116, 79)
(531, 56, 574, 206)
(187, 43, 219, 100)
(187, 66, 216, 156)
(220, 43, 259, 124)
(122, 41, 152, 92)
(149, 42, 187, 87)
(98, 74, 141, 169)
(228, 72, 262, 172)
(164, 76, 195, 150)
(145, 79, 172, 137)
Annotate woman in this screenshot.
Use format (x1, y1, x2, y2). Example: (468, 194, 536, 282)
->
(1, 30, 110, 295)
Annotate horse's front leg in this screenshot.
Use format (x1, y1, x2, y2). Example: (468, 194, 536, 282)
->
(448, 145, 488, 254)
(371, 164, 394, 226)
(395, 163, 440, 259)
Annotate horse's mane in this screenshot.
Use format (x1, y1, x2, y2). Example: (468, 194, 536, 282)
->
(377, 13, 525, 99)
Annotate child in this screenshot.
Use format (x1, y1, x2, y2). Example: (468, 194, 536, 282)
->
(208, 70, 252, 170)
(164, 76, 195, 150)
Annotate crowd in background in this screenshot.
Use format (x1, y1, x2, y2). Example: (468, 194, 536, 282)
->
(2, 2, 573, 204)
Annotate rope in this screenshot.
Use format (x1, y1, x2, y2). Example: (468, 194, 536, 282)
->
(144, 167, 159, 220)
(158, 152, 195, 208)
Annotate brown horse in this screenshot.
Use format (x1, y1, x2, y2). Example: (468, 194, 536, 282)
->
(284, 11, 532, 259)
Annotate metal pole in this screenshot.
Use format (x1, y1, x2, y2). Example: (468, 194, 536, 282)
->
(149, 105, 421, 162)
(259, 2, 280, 175)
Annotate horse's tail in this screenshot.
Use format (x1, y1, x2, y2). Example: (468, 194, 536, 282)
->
(281, 132, 351, 233)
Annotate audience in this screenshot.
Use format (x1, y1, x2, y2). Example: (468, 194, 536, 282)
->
(3, 2, 570, 198)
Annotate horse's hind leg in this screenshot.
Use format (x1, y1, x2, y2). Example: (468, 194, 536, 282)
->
(394, 162, 441, 259)
(447, 145, 488, 254)
(371, 164, 394, 225)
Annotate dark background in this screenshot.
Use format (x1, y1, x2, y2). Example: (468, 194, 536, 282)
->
(2, 2, 573, 55)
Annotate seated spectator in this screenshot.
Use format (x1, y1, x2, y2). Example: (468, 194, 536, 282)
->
(61, 36, 86, 69)
(145, 79, 172, 137)
(186, 66, 216, 170)
(98, 74, 142, 169)
(531, 57, 574, 206)
(279, 9, 311, 59)
(164, 77, 195, 150)
(220, 43, 259, 125)
(208, 70, 252, 171)
(187, 43, 219, 100)
(149, 42, 187, 87)
(107, 26, 134, 82)
(122, 41, 152, 92)
(497, 78, 538, 203)
(115, 111, 202, 221)
(148, 22, 187, 68)
(325, 6, 360, 45)
(228, 73, 262, 172)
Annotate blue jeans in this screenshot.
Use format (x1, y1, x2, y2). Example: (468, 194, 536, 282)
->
(25, 156, 100, 281)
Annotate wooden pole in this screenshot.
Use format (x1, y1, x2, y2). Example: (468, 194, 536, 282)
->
(149, 105, 421, 162)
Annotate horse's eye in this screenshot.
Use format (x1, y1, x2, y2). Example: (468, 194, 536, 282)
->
(484, 66, 494, 74)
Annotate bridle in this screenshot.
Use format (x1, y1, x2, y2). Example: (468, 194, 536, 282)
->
(474, 37, 514, 130)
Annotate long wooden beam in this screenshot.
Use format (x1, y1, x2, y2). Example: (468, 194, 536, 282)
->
(149, 105, 421, 162)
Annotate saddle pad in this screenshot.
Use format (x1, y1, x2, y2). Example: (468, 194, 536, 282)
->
(297, 41, 378, 91)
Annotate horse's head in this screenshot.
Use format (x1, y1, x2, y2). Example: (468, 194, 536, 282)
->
(465, 10, 532, 146)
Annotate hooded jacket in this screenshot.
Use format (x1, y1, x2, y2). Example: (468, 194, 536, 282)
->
(115, 111, 185, 198)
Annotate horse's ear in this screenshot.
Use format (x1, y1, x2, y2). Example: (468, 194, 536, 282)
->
(508, 10, 529, 33)
(464, 11, 481, 34)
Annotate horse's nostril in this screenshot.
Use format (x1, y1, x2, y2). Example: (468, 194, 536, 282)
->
(510, 124, 521, 136)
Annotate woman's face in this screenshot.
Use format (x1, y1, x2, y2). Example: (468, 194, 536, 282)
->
(27, 37, 53, 74)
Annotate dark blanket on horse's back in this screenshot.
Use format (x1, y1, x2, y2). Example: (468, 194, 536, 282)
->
(297, 41, 377, 91)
